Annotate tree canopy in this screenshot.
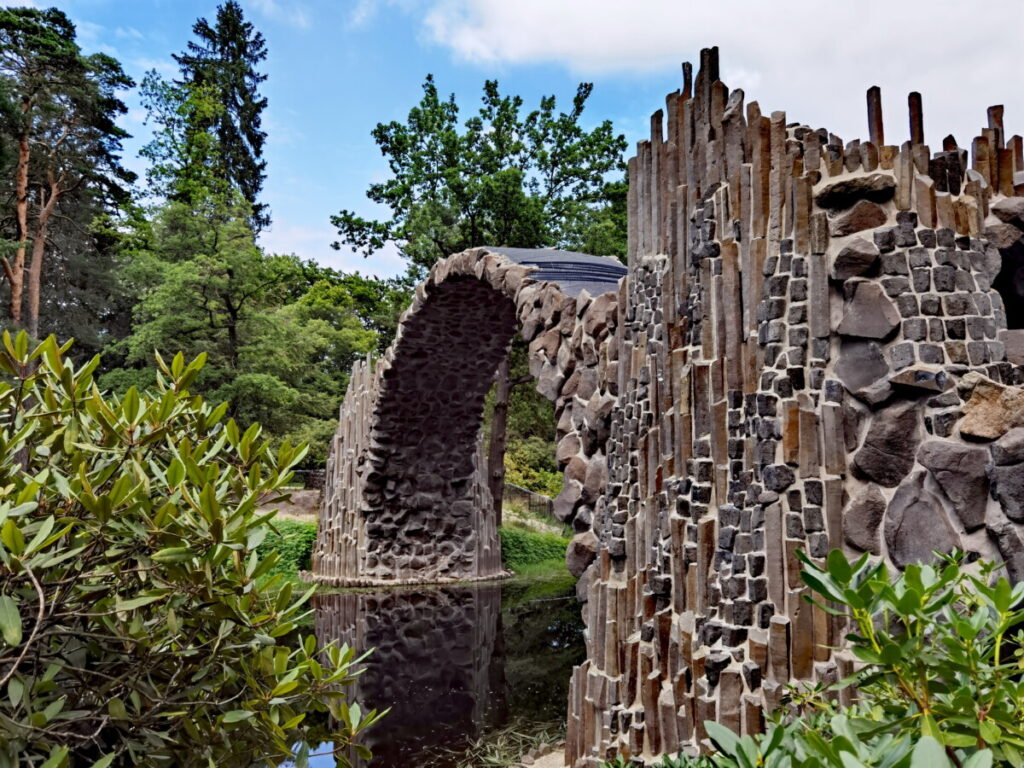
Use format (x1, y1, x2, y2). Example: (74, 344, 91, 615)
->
(332, 75, 628, 277)
(0, 6, 135, 339)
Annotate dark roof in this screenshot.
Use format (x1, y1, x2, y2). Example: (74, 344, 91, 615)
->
(482, 247, 627, 298)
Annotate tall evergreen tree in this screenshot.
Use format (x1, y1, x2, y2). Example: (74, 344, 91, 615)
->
(0, 7, 135, 339)
(173, 1, 269, 230)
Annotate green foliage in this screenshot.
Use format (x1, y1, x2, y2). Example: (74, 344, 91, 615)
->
(257, 518, 318, 576)
(139, 71, 231, 204)
(699, 721, 993, 768)
(795, 549, 1024, 764)
(0, 6, 137, 339)
(504, 436, 562, 498)
(499, 526, 569, 572)
(333, 74, 627, 278)
(101, 192, 378, 466)
(171, 0, 269, 229)
(0, 332, 383, 767)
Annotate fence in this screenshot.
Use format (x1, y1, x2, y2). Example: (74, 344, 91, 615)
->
(502, 482, 554, 518)
(289, 469, 326, 490)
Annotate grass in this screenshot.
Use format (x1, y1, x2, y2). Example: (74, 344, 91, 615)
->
(499, 526, 570, 571)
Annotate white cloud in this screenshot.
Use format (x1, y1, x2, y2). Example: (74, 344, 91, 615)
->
(114, 26, 145, 40)
(248, 0, 311, 30)
(418, 0, 1024, 152)
(259, 223, 407, 278)
(132, 57, 177, 78)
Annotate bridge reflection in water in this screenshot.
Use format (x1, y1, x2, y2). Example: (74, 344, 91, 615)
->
(312, 579, 583, 767)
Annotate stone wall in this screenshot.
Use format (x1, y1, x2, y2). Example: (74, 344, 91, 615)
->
(565, 47, 1024, 765)
(313, 45, 1024, 766)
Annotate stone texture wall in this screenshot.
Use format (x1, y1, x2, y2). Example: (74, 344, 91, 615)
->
(313, 45, 1024, 766)
(311, 249, 623, 586)
(565, 48, 1024, 766)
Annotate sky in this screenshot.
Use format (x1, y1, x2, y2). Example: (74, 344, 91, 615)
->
(11, 0, 1024, 278)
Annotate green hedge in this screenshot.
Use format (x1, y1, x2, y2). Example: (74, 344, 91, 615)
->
(257, 518, 318, 576)
(499, 526, 569, 571)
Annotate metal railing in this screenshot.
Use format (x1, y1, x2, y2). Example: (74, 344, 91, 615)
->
(502, 482, 554, 517)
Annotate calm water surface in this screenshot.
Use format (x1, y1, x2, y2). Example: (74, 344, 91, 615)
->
(302, 573, 584, 767)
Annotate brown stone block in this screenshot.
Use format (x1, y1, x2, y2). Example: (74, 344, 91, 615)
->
(799, 402, 821, 479)
(789, 588, 815, 679)
(821, 404, 846, 476)
(764, 502, 785, 610)
(808, 253, 830, 339)
(825, 477, 845, 552)
(935, 191, 955, 230)
(812, 600, 831, 662)
(768, 615, 791, 682)
(915, 174, 937, 229)
(743, 696, 765, 736)
(896, 142, 913, 210)
(783, 400, 800, 465)
(879, 145, 898, 170)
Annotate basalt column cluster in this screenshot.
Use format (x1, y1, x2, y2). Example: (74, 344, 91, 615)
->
(565, 48, 1024, 765)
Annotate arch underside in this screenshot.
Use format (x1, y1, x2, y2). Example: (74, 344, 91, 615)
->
(312, 247, 625, 586)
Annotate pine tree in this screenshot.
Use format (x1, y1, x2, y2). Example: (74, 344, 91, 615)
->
(0, 7, 135, 338)
(174, 1, 269, 230)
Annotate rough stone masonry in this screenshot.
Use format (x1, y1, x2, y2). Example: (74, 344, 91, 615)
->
(311, 48, 1024, 765)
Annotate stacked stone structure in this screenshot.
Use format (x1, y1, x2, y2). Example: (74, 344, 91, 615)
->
(312, 47, 1024, 765)
(312, 248, 625, 585)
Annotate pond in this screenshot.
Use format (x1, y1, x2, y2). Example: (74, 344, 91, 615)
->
(301, 571, 584, 767)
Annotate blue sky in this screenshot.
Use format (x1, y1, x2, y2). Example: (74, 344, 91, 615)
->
(15, 0, 1024, 278)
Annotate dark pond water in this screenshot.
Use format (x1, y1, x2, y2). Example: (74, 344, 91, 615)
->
(302, 572, 584, 767)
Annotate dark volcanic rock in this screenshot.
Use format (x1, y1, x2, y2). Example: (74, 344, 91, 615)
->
(992, 464, 1024, 523)
(763, 464, 796, 492)
(830, 200, 889, 237)
(831, 237, 880, 281)
(566, 530, 599, 578)
(835, 340, 890, 396)
(853, 402, 920, 487)
(992, 427, 1024, 466)
(843, 483, 886, 553)
(816, 173, 897, 210)
(992, 197, 1024, 230)
(917, 440, 989, 530)
(884, 471, 959, 568)
(837, 281, 901, 339)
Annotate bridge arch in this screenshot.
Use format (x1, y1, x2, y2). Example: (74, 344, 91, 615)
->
(311, 246, 626, 585)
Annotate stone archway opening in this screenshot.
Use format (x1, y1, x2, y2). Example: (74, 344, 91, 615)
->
(311, 246, 625, 587)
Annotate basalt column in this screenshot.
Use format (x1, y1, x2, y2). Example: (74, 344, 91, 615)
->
(565, 48, 1024, 766)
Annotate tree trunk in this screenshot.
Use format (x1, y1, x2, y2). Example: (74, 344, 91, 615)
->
(26, 178, 60, 339)
(487, 354, 512, 528)
(9, 133, 30, 327)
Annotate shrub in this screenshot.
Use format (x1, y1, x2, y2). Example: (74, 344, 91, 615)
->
(499, 526, 569, 571)
(0, 333, 383, 767)
(795, 549, 1024, 763)
(504, 436, 563, 498)
(258, 518, 318, 576)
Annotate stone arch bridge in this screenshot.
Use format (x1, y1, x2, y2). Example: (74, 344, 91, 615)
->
(311, 48, 1024, 766)
(312, 246, 625, 585)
